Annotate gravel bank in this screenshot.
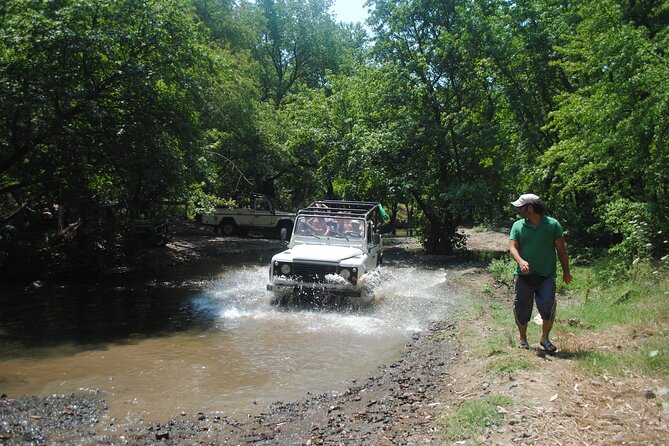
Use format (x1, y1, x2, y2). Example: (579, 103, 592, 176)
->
(1, 319, 459, 445)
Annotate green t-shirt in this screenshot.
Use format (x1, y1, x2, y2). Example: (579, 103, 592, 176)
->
(509, 216, 564, 278)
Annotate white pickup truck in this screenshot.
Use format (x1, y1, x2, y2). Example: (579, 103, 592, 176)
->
(201, 194, 295, 240)
(267, 200, 388, 302)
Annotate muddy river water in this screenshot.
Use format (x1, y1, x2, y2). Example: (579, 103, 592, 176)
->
(0, 256, 459, 426)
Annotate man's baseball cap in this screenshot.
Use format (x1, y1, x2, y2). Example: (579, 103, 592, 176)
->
(511, 193, 540, 207)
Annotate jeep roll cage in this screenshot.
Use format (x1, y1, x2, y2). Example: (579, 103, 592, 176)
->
(297, 200, 386, 224)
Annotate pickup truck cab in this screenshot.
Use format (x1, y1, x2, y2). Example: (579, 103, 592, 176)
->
(201, 193, 295, 240)
(267, 200, 386, 302)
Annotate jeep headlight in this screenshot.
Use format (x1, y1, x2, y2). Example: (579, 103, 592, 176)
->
(274, 261, 292, 276)
(339, 267, 358, 283)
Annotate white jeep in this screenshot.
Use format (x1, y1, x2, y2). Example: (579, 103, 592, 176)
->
(201, 193, 295, 240)
(267, 200, 386, 301)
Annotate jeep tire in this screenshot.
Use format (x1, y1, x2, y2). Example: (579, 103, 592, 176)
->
(219, 220, 237, 236)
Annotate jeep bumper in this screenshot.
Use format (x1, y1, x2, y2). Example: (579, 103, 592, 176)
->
(267, 282, 362, 297)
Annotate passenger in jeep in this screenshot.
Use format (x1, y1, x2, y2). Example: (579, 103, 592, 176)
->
(324, 220, 341, 237)
(296, 216, 327, 235)
(311, 217, 328, 235)
(339, 219, 362, 238)
(349, 220, 363, 238)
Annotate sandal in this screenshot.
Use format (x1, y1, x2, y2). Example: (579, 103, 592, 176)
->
(540, 339, 557, 353)
(517, 340, 530, 349)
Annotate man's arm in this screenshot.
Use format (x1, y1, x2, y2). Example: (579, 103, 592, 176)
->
(555, 237, 573, 284)
(509, 239, 530, 274)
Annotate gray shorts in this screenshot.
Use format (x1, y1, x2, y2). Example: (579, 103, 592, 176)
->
(514, 275, 556, 325)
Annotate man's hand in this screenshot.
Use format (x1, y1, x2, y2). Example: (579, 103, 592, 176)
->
(509, 239, 530, 273)
(555, 238, 572, 285)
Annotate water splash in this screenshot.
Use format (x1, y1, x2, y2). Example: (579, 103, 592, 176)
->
(192, 263, 456, 338)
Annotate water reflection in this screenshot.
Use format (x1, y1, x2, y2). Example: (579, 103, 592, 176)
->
(0, 280, 218, 355)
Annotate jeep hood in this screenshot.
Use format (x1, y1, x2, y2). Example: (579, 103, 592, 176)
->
(275, 211, 296, 217)
(290, 244, 364, 262)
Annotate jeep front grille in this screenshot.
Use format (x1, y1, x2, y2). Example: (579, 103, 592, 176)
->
(293, 262, 338, 283)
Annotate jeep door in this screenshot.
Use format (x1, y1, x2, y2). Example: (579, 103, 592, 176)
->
(365, 221, 381, 269)
(253, 197, 274, 228)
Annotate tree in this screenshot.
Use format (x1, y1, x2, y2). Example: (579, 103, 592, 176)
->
(0, 0, 226, 223)
(366, 0, 511, 253)
(252, 0, 347, 108)
(542, 0, 669, 255)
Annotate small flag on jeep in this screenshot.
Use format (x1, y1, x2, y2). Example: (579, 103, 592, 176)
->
(378, 204, 390, 221)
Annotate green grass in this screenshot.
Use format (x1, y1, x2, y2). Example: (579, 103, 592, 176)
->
(577, 351, 622, 374)
(468, 304, 534, 376)
(558, 259, 669, 377)
(560, 264, 669, 330)
(640, 338, 669, 376)
(440, 395, 514, 442)
(485, 357, 534, 377)
(578, 336, 669, 378)
(472, 221, 496, 233)
(481, 254, 669, 379)
(454, 294, 486, 320)
(559, 296, 638, 332)
(489, 303, 514, 327)
(474, 331, 512, 357)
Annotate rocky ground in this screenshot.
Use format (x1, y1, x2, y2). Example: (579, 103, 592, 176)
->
(1, 222, 668, 445)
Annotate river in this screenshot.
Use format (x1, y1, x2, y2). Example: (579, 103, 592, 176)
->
(0, 254, 459, 426)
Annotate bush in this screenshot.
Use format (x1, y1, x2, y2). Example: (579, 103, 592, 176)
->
(487, 256, 516, 287)
(598, 199, 657, 271)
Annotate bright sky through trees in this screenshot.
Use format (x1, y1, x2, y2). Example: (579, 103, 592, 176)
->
(331, 0, 368, 24)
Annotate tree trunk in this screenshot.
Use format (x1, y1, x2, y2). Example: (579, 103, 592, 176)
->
(423, 219, 458, 255)
(413, 193, 459, 255)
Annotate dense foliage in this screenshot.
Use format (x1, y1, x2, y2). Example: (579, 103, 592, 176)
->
(1, 0, 667, 271)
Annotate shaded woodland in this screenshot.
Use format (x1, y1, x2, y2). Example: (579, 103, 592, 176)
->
(1, 0, 667, 277)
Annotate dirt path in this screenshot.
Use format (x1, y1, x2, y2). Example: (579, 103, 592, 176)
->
(2, 223, 667, 445)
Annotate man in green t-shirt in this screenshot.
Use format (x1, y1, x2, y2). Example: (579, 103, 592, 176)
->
(509, 194, 573, 353)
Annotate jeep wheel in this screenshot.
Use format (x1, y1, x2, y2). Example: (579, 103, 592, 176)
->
(220, 220, 237, 236)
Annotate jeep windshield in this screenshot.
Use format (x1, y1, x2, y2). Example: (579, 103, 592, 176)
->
(293, 216, 364, 239)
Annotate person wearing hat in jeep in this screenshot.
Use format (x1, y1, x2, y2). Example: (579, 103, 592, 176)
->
(509, 194, 573, 353)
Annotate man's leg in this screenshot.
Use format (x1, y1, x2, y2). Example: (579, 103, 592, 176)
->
(540, 319, 553, 344)
(514, 276, 534, 346)
(535, 277, 557, 348)
(517, 322, 528, 342)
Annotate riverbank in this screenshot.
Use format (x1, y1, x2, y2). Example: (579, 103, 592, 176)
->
(1, 224, 667, 445)
(440, 267, 669, 444)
